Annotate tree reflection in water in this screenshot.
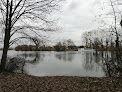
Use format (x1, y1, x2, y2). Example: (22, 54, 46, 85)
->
(82, 51, 122, 77)
(82, 52, 102, 72)
(101, 50, 122, 77)
(5, 52, 43, 73)
(4, 51, 122, 77)
(5, 57, 27, 73)
(17, 52, 45, 63)
(55, 52, 75, 62)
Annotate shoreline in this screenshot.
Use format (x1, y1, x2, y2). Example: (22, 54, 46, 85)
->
(0, 72, 121, 92)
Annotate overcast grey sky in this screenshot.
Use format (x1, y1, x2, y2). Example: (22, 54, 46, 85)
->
(47, 0, 122, 46)
(0, 0, 121, 47)
(48, 0, 102, 46)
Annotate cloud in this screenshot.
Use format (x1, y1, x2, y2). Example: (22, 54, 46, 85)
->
(49, 0, 100, 45)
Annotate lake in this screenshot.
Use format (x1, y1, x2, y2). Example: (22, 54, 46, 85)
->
(0, 50, 112, 77)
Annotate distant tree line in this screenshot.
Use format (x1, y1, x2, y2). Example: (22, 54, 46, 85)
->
(15, 45, 38, 51)
(15, 39, 78, 51)
(81, 28, 122, 51)
(54, 39, 77, 51)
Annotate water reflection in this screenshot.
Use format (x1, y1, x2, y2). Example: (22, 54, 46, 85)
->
(17, 52, 45, 63)
(82, 52, 102, 73)
(2, 51, 122, 77)
(6, 57, 26, 73)
(83, 52, 95, 71)
(94, 52, 101, 63)
(79, 51, 121, 77)
(5, 52, 43, 73)
(101, 51, 122, 77)
(55, 52, 75, 62)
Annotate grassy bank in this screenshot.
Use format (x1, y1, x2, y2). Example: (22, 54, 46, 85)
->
(0, 72, 121, 92)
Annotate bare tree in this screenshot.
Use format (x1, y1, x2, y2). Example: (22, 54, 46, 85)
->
(30, 37, 42, 51)
(82, 32, 89, 47)
(95, 0, 122, 48)
(0, 0, 64, 71)
(109, 0, 120, 48)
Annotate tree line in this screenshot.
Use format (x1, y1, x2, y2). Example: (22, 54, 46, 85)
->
(81, 28, 122, 50)
(15, 39, 78, 51)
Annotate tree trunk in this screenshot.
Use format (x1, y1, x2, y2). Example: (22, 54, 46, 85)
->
(0, 0, 12, 71)
(0, 32, 10, 71)
(120, 20, 122, 28)
(116, 36, 119, 48)
(0, 0, 10, 71)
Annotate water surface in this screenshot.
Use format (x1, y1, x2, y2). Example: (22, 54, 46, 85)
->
(0, 51, 106, 77)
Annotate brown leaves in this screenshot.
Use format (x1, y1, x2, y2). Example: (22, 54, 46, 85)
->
(0, 73, 121, 92)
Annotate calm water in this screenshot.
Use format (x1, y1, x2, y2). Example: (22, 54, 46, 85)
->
(0, 51, 106, 77)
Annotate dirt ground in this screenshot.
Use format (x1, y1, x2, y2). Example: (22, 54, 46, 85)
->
(0, 72, 121, 92)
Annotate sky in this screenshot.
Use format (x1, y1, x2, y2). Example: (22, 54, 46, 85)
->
(48, 0, 101, 46)
(0, 0, 121, 47)
(1, 0, 99, 47)
(47, 0, 122, 46)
